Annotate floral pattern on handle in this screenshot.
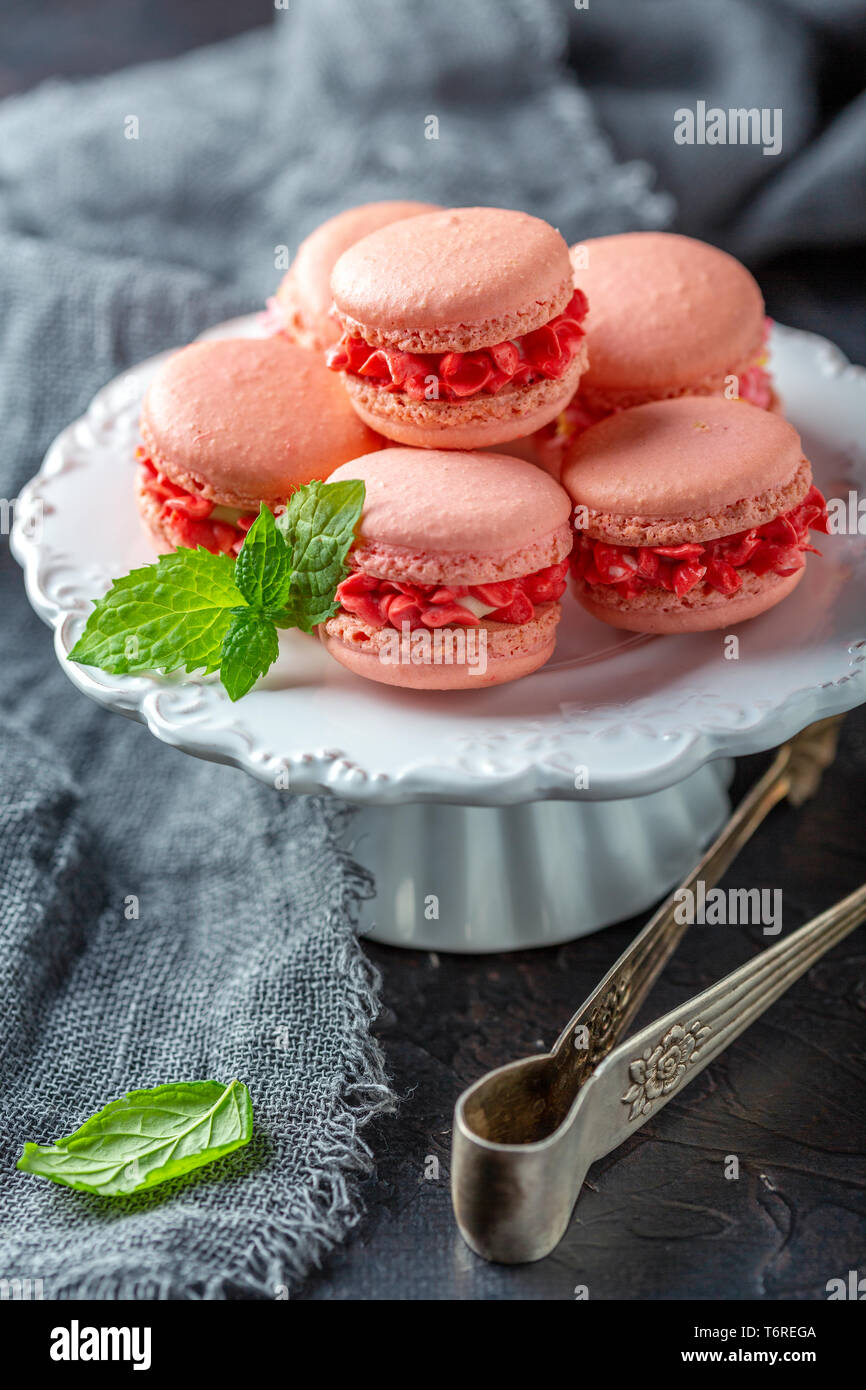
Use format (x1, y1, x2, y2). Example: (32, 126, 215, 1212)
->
(622, 1018, 711, 1121)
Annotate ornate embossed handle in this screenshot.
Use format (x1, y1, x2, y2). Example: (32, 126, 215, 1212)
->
(552, 719, 843, 1088)
(452, 721, 851, 1265)
(587, 881, 866, 1160)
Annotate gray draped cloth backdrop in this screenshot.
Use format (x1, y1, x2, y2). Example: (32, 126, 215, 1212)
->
(1, 0, 862, 1297)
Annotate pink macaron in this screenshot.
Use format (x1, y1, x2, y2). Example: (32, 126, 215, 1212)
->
(326, 207, 589, 450)
(266, 200, 440, 351)
(319, 448, 573, 689)
(537, 232, 776, 474)
(562, 396, 828, 634)
(137, 336, 380, 556)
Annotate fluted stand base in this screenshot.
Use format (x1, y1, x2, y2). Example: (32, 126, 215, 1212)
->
(344, 759, 734, 953)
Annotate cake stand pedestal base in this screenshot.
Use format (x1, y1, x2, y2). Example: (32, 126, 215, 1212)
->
(346, 758, 734, 953)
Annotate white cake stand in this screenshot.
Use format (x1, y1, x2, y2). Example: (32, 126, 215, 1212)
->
(12, 320, 866, 951)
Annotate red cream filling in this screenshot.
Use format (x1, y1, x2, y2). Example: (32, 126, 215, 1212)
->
(571, 486, 829, 601)
(137, 453, 256, 556)
(735, 361, 775, 410)
(335, 559, 570, 631)
(325, 291, 589, 402)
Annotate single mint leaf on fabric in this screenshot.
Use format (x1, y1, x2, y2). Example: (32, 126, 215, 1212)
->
(68, 548, 244, 677)
(233, 504, 292, 611)
(219, 610, 279, 702)
(16, 1079, 253, 1197)
(276, 478, 365, 632)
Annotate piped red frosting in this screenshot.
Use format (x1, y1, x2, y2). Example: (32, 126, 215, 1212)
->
(335, 560, 570, 630)
(571, 486, 828, 600)
(137, 454, 255, 556)
(326, 292, 588, 402)
(735, 361, 774, 411)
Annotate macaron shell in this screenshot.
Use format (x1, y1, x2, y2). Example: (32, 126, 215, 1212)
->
(346, 523, 572, 588)
(140, 337, 380, 510)
(562, 397, 806, 532)
(572, 232, 765, 394)
(575, 567, 804, 634)
(320, 606, 559, 689)
(331, 207, 573, 353)
(327, 447, 572, 561)
(276, 200, 439, 350)
(342, 347, 586, 449)
(575, 373, 772, 417)
(581, 459, 811, 548)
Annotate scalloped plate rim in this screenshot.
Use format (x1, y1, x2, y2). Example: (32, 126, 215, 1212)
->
(11, 318, 866, 807)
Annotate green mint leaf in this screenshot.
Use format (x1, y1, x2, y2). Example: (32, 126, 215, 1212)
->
(68, 482, 364, 698)
(16, 1079, 253, 1197)
(276, 478, 365, 632)
(68, 547, 243, 677)
(233, 504, 291, 611)
(219, 610, 279, 701)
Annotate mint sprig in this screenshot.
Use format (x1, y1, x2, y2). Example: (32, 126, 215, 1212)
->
(69, 480, 365, 701)
(277, 478, 366, 631)
(17, 1079, 253, 1197)
(220, 610, 280, 703)
(234, 503, 292, 611)
(68, 547, 243, 677)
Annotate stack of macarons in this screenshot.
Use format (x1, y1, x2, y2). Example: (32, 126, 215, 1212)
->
(134, 200, 829, 692)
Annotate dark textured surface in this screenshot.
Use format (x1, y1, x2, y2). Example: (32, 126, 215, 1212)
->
(3, 0, 864, 1302)
(302, 724, 866, 1301)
